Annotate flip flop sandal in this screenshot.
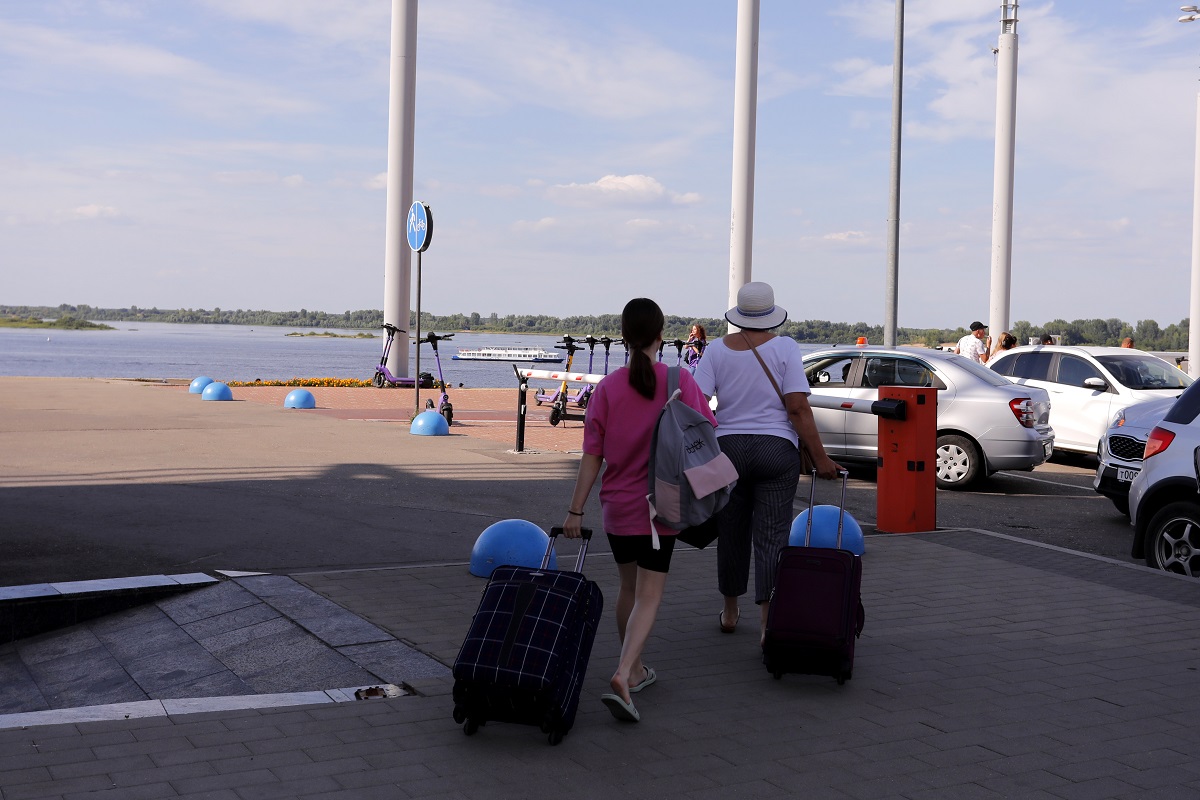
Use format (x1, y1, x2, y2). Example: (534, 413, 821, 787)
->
(628, 665, 656, 694)
(600, 693, 640, 722)
(719, 608, 740, 633)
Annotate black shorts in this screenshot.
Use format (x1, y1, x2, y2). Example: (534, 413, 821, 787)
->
(607, 533, 676, 573)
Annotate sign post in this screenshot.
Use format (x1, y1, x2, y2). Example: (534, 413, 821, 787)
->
(407, 202, 433, 418)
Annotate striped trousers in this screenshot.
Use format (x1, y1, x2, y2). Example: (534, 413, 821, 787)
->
(715, 434, 801, 604)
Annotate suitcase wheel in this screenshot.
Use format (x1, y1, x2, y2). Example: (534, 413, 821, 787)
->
(547, 729, 564, 746)
(463, 718, 480, 736)
(452, 706, 466, 725)
(772, 671, 782, 680)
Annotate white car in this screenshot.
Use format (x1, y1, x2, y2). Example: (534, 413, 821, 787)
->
(989, 345, 1190, 455)
(1129, 379, 1200, 576)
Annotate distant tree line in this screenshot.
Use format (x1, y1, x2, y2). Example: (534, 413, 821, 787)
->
(0, 304, 1189, 350)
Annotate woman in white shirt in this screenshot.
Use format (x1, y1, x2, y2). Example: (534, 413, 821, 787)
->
(693, 282, 841, 646)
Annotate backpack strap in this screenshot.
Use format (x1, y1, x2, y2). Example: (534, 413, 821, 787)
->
(667, 364, 681, 400)
(645, 365, 683, 551)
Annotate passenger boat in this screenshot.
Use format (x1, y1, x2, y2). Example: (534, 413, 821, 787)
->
(452, 346, 564, 363)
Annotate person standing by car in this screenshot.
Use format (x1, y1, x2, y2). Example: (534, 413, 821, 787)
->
(1121, 337, 1135, 349)
(955, 321, 991, 364)
(991, 331, 1017, 357)
(693, 282, 841, 647)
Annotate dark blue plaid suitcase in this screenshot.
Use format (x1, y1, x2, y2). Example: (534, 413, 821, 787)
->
(452, 528, 603, 745)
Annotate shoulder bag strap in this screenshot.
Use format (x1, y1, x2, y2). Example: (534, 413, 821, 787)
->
(740, 333, 785, 406)
(740, 333, 814, 469)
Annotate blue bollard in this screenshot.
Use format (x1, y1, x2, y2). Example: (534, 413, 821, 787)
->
(469, 519, 557, 577)
(200, 382, 233, 401)
(284, 389, 316, 409)
(410, 410, 450, 436)
(790, 506, 865, 555)
(189, 376, 214, 394)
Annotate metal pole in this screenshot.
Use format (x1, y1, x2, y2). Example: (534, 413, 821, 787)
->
(383, 0, 418, 379)
(727, 0, 760, 332)
(883, 0, 904, 347)
(1190, 92, 1200, 376)
(988, 2, 1018, 341)
(414, 251, 422, 418)
(514, 365, 527, 453)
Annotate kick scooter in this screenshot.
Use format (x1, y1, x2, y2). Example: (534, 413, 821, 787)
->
(420, 331, 455, 426)
(373, 323, 416, 388)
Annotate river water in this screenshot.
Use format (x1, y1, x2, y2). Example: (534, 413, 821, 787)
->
(0, 322, 637, 388)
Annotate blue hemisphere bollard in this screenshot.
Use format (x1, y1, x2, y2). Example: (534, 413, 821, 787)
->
(469, 519, 556, 578)
(189, 376, 214, 394)
(410, 409, 450, 436)
(790, 506, 865, 555)
(200, 381, 233, 401)
(284, 389, 316, 409)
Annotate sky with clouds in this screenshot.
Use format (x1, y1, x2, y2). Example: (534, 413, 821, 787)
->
(2, 1, 1198, 329)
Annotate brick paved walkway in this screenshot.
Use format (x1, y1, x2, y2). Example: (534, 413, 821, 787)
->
(5, 379, 1200, 798)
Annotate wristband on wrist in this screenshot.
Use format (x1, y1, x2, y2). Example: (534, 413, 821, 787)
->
(567, 509, 584, 517)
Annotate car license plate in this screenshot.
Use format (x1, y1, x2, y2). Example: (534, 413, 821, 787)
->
(1043, 440, 1053, 458)
(1117, 467, 1139, 483)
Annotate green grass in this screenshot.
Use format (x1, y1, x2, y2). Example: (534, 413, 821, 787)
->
(0, 315, 113, 330)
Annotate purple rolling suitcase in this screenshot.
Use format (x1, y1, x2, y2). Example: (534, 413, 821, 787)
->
(452, 528, 603, 745)
(762, 471, 864, 684)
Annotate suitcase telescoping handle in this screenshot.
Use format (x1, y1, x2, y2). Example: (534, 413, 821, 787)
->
(805, 469, 850, 549)
(547, 527, 592, 572)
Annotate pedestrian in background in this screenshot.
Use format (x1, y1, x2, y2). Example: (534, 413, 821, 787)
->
(955, 321, 991, 364)
(683, 324, 707, 371)
(992, 331, 1017, 356)
(1121, 337, 1135, 349)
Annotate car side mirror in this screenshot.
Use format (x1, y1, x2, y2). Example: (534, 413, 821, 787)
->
(1083, 377, 1107, 390)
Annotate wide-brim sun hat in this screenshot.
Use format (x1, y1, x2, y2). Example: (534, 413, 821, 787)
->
(725, 281, 788, 330)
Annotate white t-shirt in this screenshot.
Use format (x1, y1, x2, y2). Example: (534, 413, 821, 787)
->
(957, 333, 986, 363)
(692, 335, 810, 445)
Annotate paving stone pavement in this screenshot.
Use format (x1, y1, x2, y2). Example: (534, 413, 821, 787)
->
(4, 532, 1200, 798)
(0, 574, 448, 722)
(5, 378, 1200, 798)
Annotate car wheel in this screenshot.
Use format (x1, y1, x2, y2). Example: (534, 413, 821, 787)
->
(1146, 501, 1200, 577)
(935, 435, 981, 490)
(1109, 495, 1130, 517)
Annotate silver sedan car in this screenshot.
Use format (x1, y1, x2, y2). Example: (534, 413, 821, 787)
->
(803, 346, 1054, 489)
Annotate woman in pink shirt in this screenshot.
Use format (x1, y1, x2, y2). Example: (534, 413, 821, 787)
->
(562, 298, 716, 724)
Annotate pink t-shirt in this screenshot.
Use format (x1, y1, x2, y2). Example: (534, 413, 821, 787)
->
(582, 362, 718, 536)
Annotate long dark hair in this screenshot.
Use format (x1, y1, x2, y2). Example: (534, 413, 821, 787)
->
(622, 298, 664, 400)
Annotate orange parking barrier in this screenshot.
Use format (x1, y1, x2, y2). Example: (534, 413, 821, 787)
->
(876, 386, 937, 533)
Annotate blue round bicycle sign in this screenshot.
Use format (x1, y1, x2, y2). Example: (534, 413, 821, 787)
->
(407, 202, 432, 253)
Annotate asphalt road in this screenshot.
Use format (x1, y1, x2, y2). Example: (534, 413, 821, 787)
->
(0, 378, 1147, 585)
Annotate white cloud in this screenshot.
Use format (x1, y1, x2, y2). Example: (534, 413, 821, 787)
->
(625, 218, 661, 230)
(547, 174, 700, 208)
(71, 204, 119, 219)
(0, 19, 317, 120)
(823, 230, 869, 243)
(512, 217, 558, 233)
(281, 175, 305, 188)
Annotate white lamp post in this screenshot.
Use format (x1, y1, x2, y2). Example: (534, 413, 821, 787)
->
(989, 2, 1019, 345)
(1179, 7, 1200, 376)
